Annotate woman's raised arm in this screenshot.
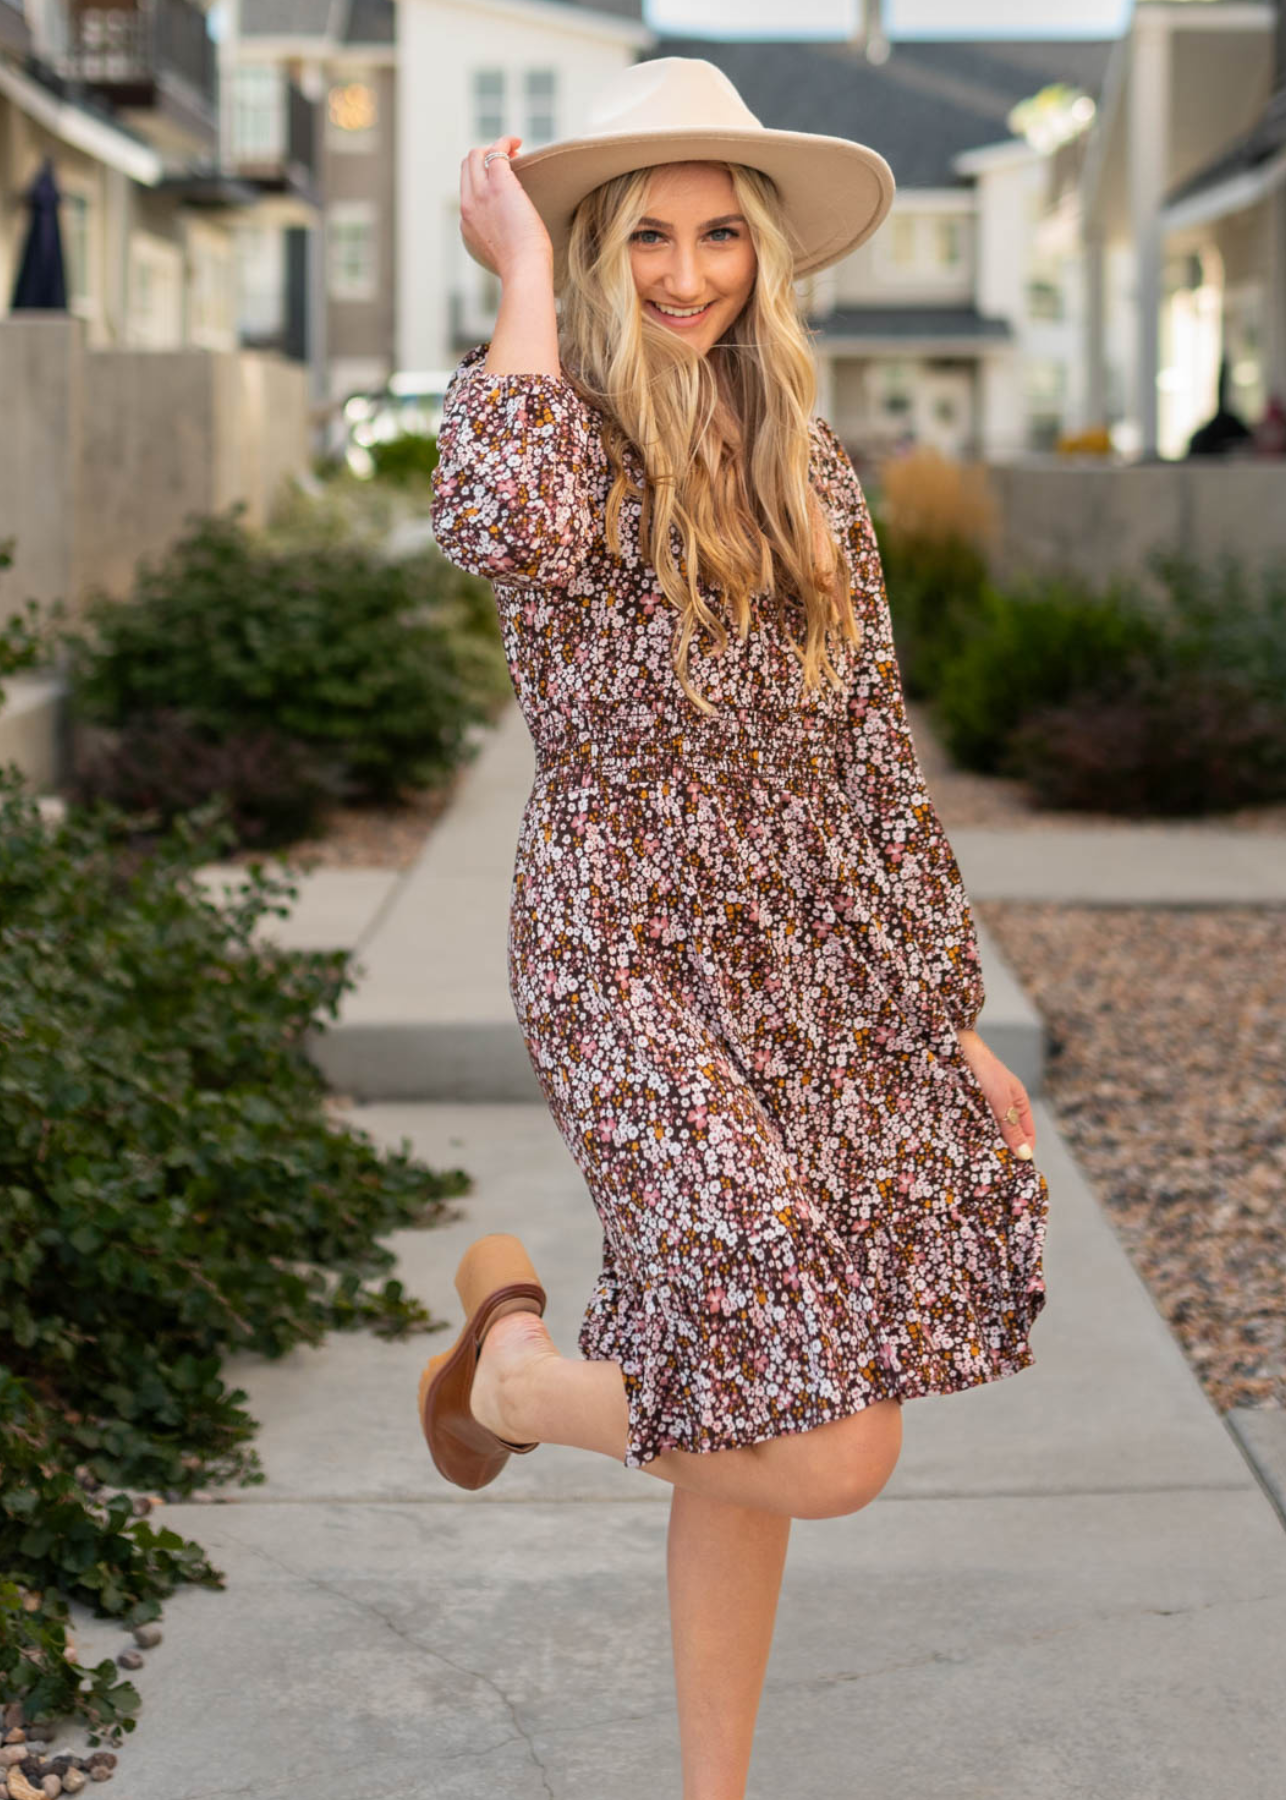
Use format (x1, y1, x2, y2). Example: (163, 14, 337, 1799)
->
(430, 136, 606, 587)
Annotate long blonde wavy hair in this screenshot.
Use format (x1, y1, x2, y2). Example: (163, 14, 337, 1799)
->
(555, 161, 861, 716)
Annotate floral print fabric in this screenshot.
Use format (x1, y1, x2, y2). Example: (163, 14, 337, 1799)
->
(432, 342, 1049, 1470)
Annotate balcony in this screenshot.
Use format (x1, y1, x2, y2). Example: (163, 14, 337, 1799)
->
(229, 66, 319, 207)
(0, 0, 32, 58)
(59, 0, 218, 157)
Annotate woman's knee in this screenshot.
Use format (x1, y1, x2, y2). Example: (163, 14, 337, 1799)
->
(785, 1398, 903, 1521)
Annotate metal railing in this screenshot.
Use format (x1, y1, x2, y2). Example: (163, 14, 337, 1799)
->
(62, 0, 216, 105)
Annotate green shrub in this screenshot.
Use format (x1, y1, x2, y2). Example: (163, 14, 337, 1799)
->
(872, 502, 991, 700)
(0, 773, 469, 1738)
(1009, 665, 1286, 814)
(929, 574, 1165, 773)
(71, 710, 347, 849)
(925, 543, 1286, 814)
(369, 431, 440, 486)
(64, 505, 508, 838)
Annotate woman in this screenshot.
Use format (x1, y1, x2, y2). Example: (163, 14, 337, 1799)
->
(420, 57, 1049, 1800)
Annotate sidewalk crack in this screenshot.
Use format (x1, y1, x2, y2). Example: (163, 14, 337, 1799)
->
(236, 1536, 556, 1798)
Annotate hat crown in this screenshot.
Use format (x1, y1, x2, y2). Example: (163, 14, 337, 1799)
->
(582, 57, 765, 141)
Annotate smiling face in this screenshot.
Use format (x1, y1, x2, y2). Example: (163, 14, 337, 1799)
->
(628, 162, 758, 355)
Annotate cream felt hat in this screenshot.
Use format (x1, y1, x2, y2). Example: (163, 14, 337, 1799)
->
(488, 56, 896, 279)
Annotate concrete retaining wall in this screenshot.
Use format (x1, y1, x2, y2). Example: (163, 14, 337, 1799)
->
(983, 457, 1286, 595)
(0, 313, 311, 784)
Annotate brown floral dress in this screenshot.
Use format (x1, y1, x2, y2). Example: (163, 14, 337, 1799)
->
(431, 341, 1048, 1471)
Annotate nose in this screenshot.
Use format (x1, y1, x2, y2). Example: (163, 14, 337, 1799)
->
(660, 239, 704, 301)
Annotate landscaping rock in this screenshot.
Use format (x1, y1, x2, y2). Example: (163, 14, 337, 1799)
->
(7, 1769, 43, 1800)
(0, 1751, 25, 1769)
(1, 1736, 23, 1748)
(130, 1624, 162, 1649)
(0, 1709, 18, 1734)
(60, 1775, 85, 1796)
(114, 1651, 143, 1672)
(40, 1778, 61, 1799)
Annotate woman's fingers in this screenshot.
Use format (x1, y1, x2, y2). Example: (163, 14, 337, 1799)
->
(999, 1085, 1036, 1160)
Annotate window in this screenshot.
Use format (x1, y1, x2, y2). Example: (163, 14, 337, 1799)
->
(327, 78, 379, 154)
(233, 65, 284, 161)
(235, 223, 284, 338)
(524, 68, 557, 144)
(189, 234, 236, 345)
(128, 235, 183, 348)
(474, 69, 505, 139)
(880, 360, 913, 416)
(935, 218, 963, 267)
(328, 203, 376, 301)
(882, 212, 969, 277)
(890, 216, 917, 266)
(61, 191, 91, 306)
(1028, 279, 1063, 321)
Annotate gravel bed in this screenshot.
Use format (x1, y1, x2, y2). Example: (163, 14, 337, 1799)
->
(974, 899, 1286, 1415)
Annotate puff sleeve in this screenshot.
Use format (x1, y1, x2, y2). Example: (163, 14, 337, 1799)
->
(429, 341, 608, 588)
(813, 416, 986, 1035)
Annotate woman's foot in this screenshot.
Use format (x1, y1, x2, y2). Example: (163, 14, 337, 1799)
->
(470, 1303, 559, 1444)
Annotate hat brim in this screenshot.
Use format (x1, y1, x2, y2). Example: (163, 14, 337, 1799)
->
(473, 128, 895, 280)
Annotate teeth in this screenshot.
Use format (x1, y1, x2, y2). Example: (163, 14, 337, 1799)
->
(653, 301, 710, 317)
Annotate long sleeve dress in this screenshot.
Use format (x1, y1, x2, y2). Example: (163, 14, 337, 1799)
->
(431, 342, 1048, 1471)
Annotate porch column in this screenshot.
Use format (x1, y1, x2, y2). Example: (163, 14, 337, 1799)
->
(1084, 231, 1107, 427)
(1128, 8, 1171, 459)
(1268, 176, 1286, 401)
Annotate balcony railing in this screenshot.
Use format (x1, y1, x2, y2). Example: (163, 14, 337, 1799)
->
(0, 0, 31, 56)
(62, 0, 216, 114)
(230, 67, 317, 186)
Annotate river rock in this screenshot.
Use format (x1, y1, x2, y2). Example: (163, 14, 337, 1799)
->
(7, 1770, 43, 1800)
(59, 1777, 84, 1797)
(131, 1625, 162, 1650)
(115, 1651, 143, 1672)
(40, 1778, 61, 1799)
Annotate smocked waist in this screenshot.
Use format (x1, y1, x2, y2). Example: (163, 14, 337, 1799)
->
(532, 709, 842, 786)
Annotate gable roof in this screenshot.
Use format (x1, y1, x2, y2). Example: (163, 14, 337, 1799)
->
(646, 34, 1117, 189)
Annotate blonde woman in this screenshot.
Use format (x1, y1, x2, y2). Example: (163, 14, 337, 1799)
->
(420, 58, 1049, 1800)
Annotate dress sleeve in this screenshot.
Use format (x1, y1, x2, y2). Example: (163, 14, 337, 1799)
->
(430, 341, 607, 588)
(811, 416, 986, 1034)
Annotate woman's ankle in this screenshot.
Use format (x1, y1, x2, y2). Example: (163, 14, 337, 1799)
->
(473, 1308, 558, 1441)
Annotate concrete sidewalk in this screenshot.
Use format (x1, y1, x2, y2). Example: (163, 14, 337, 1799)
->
(70, 1098, 1286, 1798)
(82, 700, 1286, 1798)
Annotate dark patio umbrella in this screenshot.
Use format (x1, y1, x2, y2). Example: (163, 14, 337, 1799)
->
(9, 156, 68, 311)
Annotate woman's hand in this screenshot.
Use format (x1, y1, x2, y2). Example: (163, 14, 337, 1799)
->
(956, 1028, 1036, 1160)
(460, 135, 554, 281)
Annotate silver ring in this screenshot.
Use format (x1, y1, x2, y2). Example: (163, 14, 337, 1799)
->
(483, 150, 511, 169)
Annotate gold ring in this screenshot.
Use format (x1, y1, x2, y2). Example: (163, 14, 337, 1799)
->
(1004, 1105, 1021, 1124)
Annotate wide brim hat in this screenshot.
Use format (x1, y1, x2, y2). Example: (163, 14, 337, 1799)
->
(484, 56, 896, 280)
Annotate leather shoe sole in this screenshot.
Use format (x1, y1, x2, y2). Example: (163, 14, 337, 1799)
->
(418, 1232, 547, 1490)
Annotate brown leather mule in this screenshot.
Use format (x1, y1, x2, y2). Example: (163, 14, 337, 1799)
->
(418, 1232, 548, 1490)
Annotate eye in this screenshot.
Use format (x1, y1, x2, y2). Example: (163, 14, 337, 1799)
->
(708, 227, 740, 242)
(630, 228, 664, 245)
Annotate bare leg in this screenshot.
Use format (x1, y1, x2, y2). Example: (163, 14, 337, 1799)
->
(667, 1486, 791, 1800)
(472, 1308, 902, 1520)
